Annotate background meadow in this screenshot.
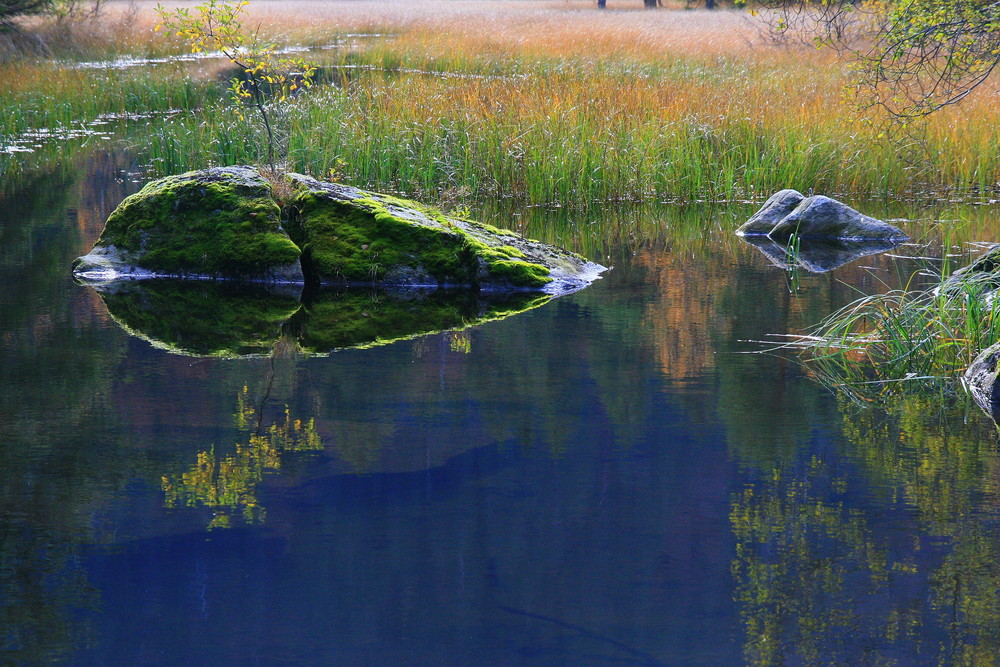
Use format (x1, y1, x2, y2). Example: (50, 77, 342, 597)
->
(3, 0, 997, 207)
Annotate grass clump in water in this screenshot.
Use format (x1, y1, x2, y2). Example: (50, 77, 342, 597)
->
(801, 271, 1000, 403)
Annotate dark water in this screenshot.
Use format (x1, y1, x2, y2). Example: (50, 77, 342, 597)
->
(4, 154, 1000, 666)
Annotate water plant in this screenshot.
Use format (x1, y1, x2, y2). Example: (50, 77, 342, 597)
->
(796, 268, 1000, 403)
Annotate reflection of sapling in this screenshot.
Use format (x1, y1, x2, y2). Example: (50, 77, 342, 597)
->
(155, 0, 315, 170)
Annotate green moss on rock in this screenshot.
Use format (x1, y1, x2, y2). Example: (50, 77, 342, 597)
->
(78, 166, 302, 281)
(286, 174, 553, 289)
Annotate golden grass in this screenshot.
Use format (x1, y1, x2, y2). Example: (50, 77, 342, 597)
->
(160, 0, 782, 59)
(47, 0, 789, 59)
(3, 0, 997, 203)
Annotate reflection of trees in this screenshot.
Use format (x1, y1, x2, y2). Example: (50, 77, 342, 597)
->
(931, 528, 1000, 666)
(844, 396, 1000, 664)
(840, 395, 1000, 527)
(0, 155, 138, 665)
(731, 462, 898, 666)
(0, 522, 97, 663)
(730, 393, 1000, 664)
(162, 387, 322, 529)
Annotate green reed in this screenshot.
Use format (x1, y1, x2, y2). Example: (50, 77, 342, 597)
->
(134, 54, 999, 210)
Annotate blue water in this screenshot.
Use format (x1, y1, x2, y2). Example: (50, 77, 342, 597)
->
(4, 155, 1000, 665)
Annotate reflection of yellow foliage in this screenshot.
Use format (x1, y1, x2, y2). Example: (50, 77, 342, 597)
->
(234, 384, 255, 430)
(162, 388, 321, 529)
(931, 529, 1000, 665)
(448, 331, 472, 354)
(733, 398, 1000, 664)
(731, 462, 896, 666)
(838, 395, 1000, 530)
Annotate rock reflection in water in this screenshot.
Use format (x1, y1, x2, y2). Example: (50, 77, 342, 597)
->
(742, 236, 903, 273)
(94, 279, 302, 357)
(92, 279, 551, 357)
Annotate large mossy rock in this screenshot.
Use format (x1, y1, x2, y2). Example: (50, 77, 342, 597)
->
(736, 189, 908, 242)
(73, 166, 303, 282)
(285, 174, 602, 292)
(73, 167, 604, 294)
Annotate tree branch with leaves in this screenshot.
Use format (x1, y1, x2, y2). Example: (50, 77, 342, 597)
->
(856, 0, 1000, 120)
(746, 0, 1000, 124)
(155, 0, 315, 170)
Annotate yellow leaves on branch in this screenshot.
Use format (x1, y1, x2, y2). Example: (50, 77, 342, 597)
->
(154, 0, 315, 111)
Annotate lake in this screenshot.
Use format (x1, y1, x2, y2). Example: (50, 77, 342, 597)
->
(4, 152, 1000, 665)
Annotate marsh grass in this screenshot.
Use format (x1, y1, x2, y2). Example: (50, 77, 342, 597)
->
(798, 270, 1000, 403)
(138, 60, 1000, 207)
(0, 64, 209, 131)
(145, 21, 999, 206)
(0, 64, 215, 184)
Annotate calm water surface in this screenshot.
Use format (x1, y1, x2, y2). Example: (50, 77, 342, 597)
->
(4, 155, 1000, 665)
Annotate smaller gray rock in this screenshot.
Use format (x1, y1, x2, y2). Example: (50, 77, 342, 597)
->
(735, 189, 805, 236)
(938, 245, 1000, 299)
(965, 342, 1000, 421)
(768, 195, 908, 242)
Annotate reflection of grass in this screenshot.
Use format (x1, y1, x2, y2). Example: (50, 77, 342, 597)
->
(800, 273, 1000, 403)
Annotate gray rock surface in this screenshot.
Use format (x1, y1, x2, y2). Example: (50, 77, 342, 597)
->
(736, 190, 908, 242)
(769, 195, 908, 242)
(966, 342, 1000, 421)
(735, 189, 806, 236)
